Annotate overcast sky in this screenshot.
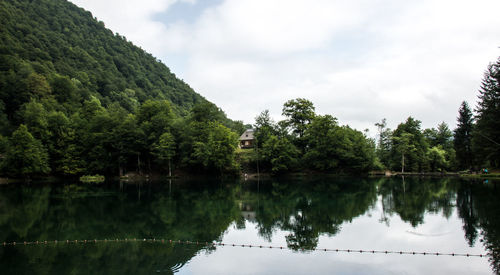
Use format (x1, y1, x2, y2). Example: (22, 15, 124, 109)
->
(71, 0, 500, 134)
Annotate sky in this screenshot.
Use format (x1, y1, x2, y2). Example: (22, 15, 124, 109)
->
(70, 0, 500, 134)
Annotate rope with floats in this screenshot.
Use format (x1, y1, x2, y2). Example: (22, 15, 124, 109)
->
(1, 238, 487, 258)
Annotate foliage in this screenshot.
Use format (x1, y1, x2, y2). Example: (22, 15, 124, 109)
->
(375, 118, 392, 169)
(79, 174, 105, 183)
(1, 124, 50, 176)
(473, 57, 500, 168)
(0, 0, 245, 177)
(282, 98, 315, 152)
(303, 115, 341, 170)
(152, 132, 176, 175)
(191, 122, 239, 175)
(454, 101, 474, 170)
(253, 109, 276, 148)
(0, 0, 207, 116)
(423, 122, 455, 171)
(255, 101, 376, 173)
(261, 135, 299, 174)
(427, 146, 449, 172)
(390, 117, 428, 172)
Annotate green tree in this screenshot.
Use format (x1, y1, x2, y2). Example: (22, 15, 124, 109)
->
(375, 118, 392, 169)
(435, 122, 454, 150)
(427, 146, 448, 172)
(2, 124, 50, 177)
(190, 102, 226, 123)
(282, 98, 315, 151)
(152, 132, 176, 177)
(110, 111, 145, 176)
(138, 100, 174, 143)
(191, 122, 238, 175)
(254, 109, 276, 147)
(50, 74, 78, 103)
(303, 115, 341, 170)
(424, 122, 455, 170)
(454, 101, 474, 170)
(261, 135, 298, 174)
(473, 58, 500, 167)
(19, 100, 50, 142)
(393, 132, 416, 173)
(391, 117, 428, 172)
(26, 73, 51, 99)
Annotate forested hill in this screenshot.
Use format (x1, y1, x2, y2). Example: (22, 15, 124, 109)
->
(0, 0, 246, 178)
(0, 0, 208, 121)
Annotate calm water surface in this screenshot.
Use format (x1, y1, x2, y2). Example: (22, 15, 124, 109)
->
(0, 177, 498, 274)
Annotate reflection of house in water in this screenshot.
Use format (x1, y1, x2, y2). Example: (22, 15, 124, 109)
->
(239, 129, 255, 149)
(239, 201, 256, 222)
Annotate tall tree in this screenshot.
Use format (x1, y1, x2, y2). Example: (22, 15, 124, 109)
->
(261, 135, 298, 174)
(375, 118, 392, 169)
(303, 114, 341, 171)
(424, 122, 455, 170)
(254, 109, 276, 148)
(1, 124, 50, 177)
(152, 132, 176, 177)
(191, 122, 238, 175)
(454, 101, 474, 170)
(392, 132, 416, 173)
(473, 58, 500, 167)
(282, 98, 315, 153)
(390, 117, 428, 172)
(282, 98, 315, 139)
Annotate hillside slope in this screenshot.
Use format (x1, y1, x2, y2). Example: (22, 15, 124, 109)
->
(0, 0, 245, 177)
(0, 0, 208, 125)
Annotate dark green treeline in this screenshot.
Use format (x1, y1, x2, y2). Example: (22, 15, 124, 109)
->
(374, 56, 500, 172)
(250, 99, 377, 174)
(1, 0, 498, 176)
(248, 56, 500, 174)
(0, 0, 246, 177)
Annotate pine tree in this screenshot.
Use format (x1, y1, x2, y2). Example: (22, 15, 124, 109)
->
(473, 58, 500, 167)
(454, 101, 474, 170)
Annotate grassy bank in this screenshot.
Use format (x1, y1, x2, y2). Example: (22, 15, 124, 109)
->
(459, 173, 500, 179)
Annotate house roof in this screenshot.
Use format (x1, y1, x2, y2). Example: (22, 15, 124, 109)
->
(239, 129, 254, 141)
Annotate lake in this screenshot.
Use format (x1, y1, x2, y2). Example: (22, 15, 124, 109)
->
(0, 176, 498, 274)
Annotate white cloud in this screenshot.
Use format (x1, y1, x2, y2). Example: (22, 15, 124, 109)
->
(70, 0, 500, 133)
(70, 0, 175, 57)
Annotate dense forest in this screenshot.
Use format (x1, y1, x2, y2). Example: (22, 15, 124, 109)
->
(0, 0, 498, 178)
(0, 0, 247, 177)
(373, 56, 500, 172)
(248, 56, 500, 174)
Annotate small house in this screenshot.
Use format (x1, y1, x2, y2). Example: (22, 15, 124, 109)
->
(239, 129, 255, 149)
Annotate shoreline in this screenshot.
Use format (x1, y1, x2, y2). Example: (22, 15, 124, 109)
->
(1, 171, 499, 184)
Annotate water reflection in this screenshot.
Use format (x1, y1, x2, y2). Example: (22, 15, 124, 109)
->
(0, 177, 498, 274)
(237, 178, 377, 250)
(456, 179, 500, 273)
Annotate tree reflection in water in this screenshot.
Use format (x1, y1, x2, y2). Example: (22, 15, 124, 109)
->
(0, 177, 498, 274)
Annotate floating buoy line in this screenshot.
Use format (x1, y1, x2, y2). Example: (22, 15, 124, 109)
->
(1, 238, 487, 258)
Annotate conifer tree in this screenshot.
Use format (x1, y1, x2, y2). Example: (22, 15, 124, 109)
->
(454, 101, 474, 170)
(473, 58, 500, 167)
